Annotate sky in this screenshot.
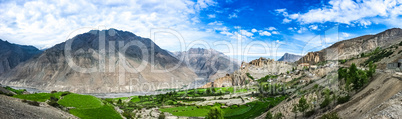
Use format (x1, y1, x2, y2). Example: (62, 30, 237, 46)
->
(0, 0, 401, 61)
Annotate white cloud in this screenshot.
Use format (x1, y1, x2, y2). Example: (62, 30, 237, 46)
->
(282, 0, 402, 26)
(229, 13, 238, 19)
(266, 27, 277, 31)
(271, 31, 280, 34)
(240, 30, 253, 37)
(207, 14, 216, 18)
(251, 28, 257, 33)
(207, 21, 223, 26)
(0, 0, 219, 50)
(259, 31, 271, 36)
(283, 18, 291, 23)
(309, 25, 318, 30)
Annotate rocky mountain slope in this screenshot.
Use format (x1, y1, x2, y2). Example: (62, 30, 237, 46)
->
(174, 48, 239, 81)
(0, 40, 42, 75)
(277, 53, 302, 62)
(0, 29, 197, 93)
(298, 28, 402, 64)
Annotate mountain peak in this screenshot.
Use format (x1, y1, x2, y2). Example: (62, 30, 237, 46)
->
(278, 53, 302, 62)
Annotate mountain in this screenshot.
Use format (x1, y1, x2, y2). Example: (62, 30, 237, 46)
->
(277, 53, 302, 62)
(0, 40, 42, 75)
(0, 29, 197, 93)
(173, 48, 239, 81)
(297, 28, 402, 64)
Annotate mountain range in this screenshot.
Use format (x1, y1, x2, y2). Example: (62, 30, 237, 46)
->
(277, 53, 302, 62)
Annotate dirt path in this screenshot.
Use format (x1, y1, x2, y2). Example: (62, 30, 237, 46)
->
(0, 95, 77, 119)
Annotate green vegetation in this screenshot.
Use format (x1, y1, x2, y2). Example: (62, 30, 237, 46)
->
(246, 73, 254, 80)
(338, 62, 376, 91)
(58, 93, 103, 109)
(206, 106, 224, 119)
(363, 48, 392, 65)
(265, 112, 283, 119)
(13, 92, 64, 102)
(69, 104, 122, 119)
(160, 106, 210, 117)
(4, 86, 26, 95)
(297, 96, 310, 116)
(257, 75, 278, 83)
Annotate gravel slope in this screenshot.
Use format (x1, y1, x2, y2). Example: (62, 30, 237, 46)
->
(0, 95, 77, 119)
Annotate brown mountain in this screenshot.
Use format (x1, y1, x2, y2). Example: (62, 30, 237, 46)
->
(0, 40, 42, 75)
(277, 53, 302, 62)
(0, 29, 197, 93)
(297, 28, 402, 64)
(174, 48, 239, 81)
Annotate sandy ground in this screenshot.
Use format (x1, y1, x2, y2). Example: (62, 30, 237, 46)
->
(0, 95, 77, 119)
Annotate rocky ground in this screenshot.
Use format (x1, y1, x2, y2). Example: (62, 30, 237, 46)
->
(0, 95, 77, 119)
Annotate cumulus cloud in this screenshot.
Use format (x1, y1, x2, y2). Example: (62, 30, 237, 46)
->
(251, 28, 257, 33)
(208, 21, 223, 26)
(240, 30, 253, 37)
(259, 31, 271, 36)
(271, 31, 280, 34)
(281, 0, 402, 26)
(207, 14, 216, 18)
(0, 0, 218, 50)
(266, 27, 277, 31)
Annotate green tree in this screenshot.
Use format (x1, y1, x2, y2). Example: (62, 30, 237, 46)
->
(206, 107, 224, 119)
(273, 112, 283, 119)
(158, 112, 165, 119)
(291, 102, 298, 119)
(265, 111, 273, 119)
(298, 96, 310, 116)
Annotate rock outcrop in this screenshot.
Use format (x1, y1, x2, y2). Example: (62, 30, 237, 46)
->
(0, 40, 42, 75)
(277, 53, 302, 62)
(297, 28, 402, 64)
(0, 29, 197, 93)
(246, 57, 294, 79)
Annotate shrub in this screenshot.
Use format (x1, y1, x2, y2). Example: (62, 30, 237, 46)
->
(320, 97, 331, 108)
(337, 95, 350, 104)
(305, 110, 315, 117)
(158, 112, 165, 119)
(51, 91, 57, 93)
(61, 91, 71, 96)
(48, 96, 59, 107)
(27, 101, 40, 106)
(206, 107, 224, 119)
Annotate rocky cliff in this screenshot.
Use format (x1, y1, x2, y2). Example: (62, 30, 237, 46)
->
(174, 48, 239, 81)
(277, 53, 302, 62)
(0, 29, 197, 93)
(0, 40, 42, 75)
(297, 28, 402, 64)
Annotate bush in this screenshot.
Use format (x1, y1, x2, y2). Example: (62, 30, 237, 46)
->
(51, 91, 57, 93)
(337, 95, 350, 104)
(399, 41, 402, 46)
(47, 96, 59, 107)
(27, 100, 40, 106)
(305, 110, 315, 117)
(320, 97, 331, 108)
(61, 91, 71, 96)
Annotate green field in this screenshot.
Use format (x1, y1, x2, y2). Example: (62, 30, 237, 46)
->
(69, 104, 122, 119)
(159, 106, 210, 117)
(58, 94, 103, 109)
(13, 92, 64, 102)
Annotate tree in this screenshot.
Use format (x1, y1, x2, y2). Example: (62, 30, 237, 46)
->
(206, 107, 224, 119)
(292, 104, 298, 119)
(117, 99, 123, 105)
(265, 111, 273, 119)
(273, 112, 283, 119)
(298, 96, 310, 116)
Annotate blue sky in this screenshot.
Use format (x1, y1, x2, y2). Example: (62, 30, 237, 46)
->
(0, 0, 401, 61)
